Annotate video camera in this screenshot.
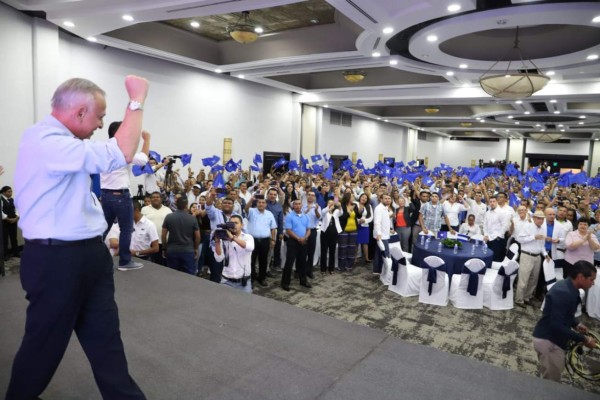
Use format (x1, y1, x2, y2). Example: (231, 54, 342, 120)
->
(214, 221, 236, 240)
(164, 155, 181, 166)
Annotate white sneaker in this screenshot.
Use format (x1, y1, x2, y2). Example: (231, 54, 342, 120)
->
(118, 261, 144, 271)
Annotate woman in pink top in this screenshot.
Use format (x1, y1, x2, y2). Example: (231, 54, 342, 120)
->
(565, 217, 600, 277)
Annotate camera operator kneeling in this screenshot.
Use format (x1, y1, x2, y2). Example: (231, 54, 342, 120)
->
(214, 215, 255, 293)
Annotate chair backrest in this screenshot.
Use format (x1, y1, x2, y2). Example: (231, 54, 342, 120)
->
(543, 258, 557, 287)
(389, 245, 404, 262)
(463, 258, 486, 273)
(506, 242, 520, 260)
(422, 255, 445, 269)
(501, 259, 519, 275)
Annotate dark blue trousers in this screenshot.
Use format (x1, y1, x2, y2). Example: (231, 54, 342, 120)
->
(6, 240, 145, 400)
(101, 190, 134, 267)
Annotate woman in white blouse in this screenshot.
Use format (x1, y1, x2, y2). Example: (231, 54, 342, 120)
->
(459, 214, 482, 237)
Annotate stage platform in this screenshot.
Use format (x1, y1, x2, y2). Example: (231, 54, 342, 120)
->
(0, 262, 596, 400)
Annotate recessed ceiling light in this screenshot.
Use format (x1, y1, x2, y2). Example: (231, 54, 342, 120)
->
(515, 100, 522, 104)
(383, 27, 394, 34)
(447, 4, 461, 12)
(426, 35, 438, 42)
(540, 129, 545, 132)
(505, 129, 510, 132)
(87, 36, 97, 42)
(190, 21, 200, 28)
(554, 110, 560, 114)
(587, 54, 599, 60)
(459, 64, 468, 69)
(579, 121, 584, 125)
(479, 119, 485, 123)
(560, 129, 565, 132)
(446, 71, 454, 76)
(372, 52, 381, 57)
(215, 68, 222, 73)
(63, 21, 75, 28)
(535, 124, 541, 127)
(593, 16, 600, 23)
(596, 139, 599, 141)
(384, 119, 389, 122)
(549, 99, 557, 103)
(122, 15, 134, 22)
(580, 115, 587, 119)
(546, 71, 555, 76)
(508, 115, 514, 119)
(492, 129, 496, 132)
(389, 59, 398, 65)
(515, 122, 520, 125)
(323, 105, 329, 108)
(524, 111, 530, 115)
(238, 74, 245, 79)
(254, 26, 263, 33)
(377, 117, 381, 120)
(558, 124, 564, 127)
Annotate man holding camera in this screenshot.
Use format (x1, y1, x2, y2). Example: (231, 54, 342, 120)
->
(214, 215, 255, 293)
(206, 190, 242, 282)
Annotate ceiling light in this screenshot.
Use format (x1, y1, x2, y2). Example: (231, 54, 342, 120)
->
(593, 16, 600, 23)
(535, 124, 541, 127)
(238, 74, 245, 79)
(343, 70, 367, 83)
(446, 71, 454, 76)
(324, 105, 329, 108)
(447, 4, 461, 12)
(492, 129, 497, 132)
(554, 110, 560, 114)
(596, 139, 599, 141)
(63, 21, 75, 28)
(459, 64, 468, 69)
(560, 129, 565, 132)
(558, 124, 564, 127)
(87, 36, 97, 42)
(579, 122, 584, 125)
(254, 26, 264, 33)
(479, 27, 550, 99)
(508, 115, 514, 119)
(549, 99, 557, 103)
(546, 71, 555, 76)
(515, 122, 520, 125)
(479, 119, 485, 123)
(524, 111, 530, 115)
(384, 119, 389, 122)
(190, 21, 200, 28)
(426, 35, 438, 42)
(383, 27, 394, 34)
(377, 117, 381, 120)
(515, 100, 522, 104)
(215, 69, 222, 73)
(580, 115, 586, 119)
(227, 11, 260, 44)
(122, 15, 134, 22)
(540, 129, 546, 132)
(587, 54, 599, 60)
(389, 59, 398, 65)
(424, 107, 440, 114)
(372, 52, 381, 57)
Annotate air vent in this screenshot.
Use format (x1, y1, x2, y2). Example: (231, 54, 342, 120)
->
(345, 0, 378, 23)
(373, 37, 380, 50)
(518, 68, 541, 74)
(330, 111, 352, 127)
(417, 131, 427, 141)
(167, 0, 239, 13)
(450, 137, 500, 142)
(531, 102, 548, 112)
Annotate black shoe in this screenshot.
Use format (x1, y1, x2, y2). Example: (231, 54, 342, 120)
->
(265, 271, 275, 278)
(300, 281, 312, 288)
(281, 285, 290, 291)
(306, 273, 314, 279)
(257, 279, 268, 287)
(524, 299, 533, 306)
(515, 301, 526, 308)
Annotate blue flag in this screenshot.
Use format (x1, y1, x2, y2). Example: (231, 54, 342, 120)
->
(356, 159, 365, 170)
(202, 155, 220, 167)
(570, 172, 587, 186)
(341, 159, 353, 171)
(311, 154, 322, 163)
(225, 159, 238, 173)
(531, 182, 544, 193)
(149, 150, 161, 162)
(253, 154, 263, 165)
(324, 166, 333, 180)
(250, 165, 261, 172)
(521, 185, 531, 199)
(469, 168, 487, 184)
(213, 173, 225, 189)
(312, 164, 324, 174)
(509, 192, 520, 208)
(422, 175, 434, 186)
(288, 160, 299, 171)
(272, 157, 288, 169)
(132, 163, 154, 176)
(180, 154, 192, 166)
(211, 165, 224, 174)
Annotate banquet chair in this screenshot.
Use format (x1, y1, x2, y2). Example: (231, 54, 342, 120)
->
(417, 256, 450, 306)
(449, 258, 486, 309)
(483, 260, 519, 310)
(587, 266, 600, 320)
(540, 258, 584, 317)
(379, 235, 399, 286)
(491, 242, 520, 270)
(388, 244, 421, 297)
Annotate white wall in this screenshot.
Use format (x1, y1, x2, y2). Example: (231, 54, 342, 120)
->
(525, 140, 590, 156)
(318, 110, 407, 166)
(416, 135, 508, 168)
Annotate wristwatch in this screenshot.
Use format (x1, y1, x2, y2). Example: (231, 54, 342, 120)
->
(128, 100, 144, 111)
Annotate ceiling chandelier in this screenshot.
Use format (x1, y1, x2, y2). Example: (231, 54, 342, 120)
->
(227, 11, 260, 44)
(343, 70, 366, 83)
(424, 107, 440, 114)
(460, 122, 472, 127)
(479, 27, 550, 99)
(529, 132, 562, 143)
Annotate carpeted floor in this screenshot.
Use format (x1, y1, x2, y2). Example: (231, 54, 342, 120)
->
(251, 262, 600, 395)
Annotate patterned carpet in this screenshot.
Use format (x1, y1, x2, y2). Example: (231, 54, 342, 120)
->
(252, 262, 600, 395)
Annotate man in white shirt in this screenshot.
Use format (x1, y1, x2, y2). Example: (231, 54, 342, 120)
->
(483, 196, 510, 262)
(106, 201, 159, 266)
(187, 184, 202, 206)
(238, 181, 253, 204)
(144, 156, 166, 194)
(515, 210, 548, 307)
(510, 205, 531, 243)
(100, 122, 150, 270)
(373, 194, 393, 275)
(556, 205, 573, 233)
(215, 215, 255, 293)
(466, 191, 487, 231)
(141, 191, 172, 265)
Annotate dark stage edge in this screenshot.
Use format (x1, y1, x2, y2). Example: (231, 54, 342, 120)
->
(0, 262, 596, 400)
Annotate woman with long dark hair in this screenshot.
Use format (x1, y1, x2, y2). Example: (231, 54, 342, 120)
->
(337, 192, 359, 271)
(356, 193, 373, 263)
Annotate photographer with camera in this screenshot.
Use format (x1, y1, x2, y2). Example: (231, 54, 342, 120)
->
(214, 215, 255, 293)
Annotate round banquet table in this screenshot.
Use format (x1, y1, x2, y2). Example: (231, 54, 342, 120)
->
(411, 238, 493, 277)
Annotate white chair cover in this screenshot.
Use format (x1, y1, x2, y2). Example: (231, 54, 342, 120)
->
(540, 259, 582, 316)
(388, 245, 421, 297)
(587, 267, 600, 320)
(449, 258, 486, 309)
(483, 260, 519, 310)
(379, 237, 397, 286)
(491, 242, 520, 270)
(417, 256, 449, 306)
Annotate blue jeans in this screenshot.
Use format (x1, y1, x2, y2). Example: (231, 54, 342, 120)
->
(166, 251, 197, 275)
(101, 190, 133, 266)
(221, 277, 253, 293)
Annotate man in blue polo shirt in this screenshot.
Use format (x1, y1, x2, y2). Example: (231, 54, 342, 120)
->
(302, 190, 321, 279)
(266, 188, 284, 270)
(281, 199, 311, 291)
(246, 196, 277, 287)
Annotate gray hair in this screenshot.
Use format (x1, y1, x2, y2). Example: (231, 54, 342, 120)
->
(51, 78, 105, 110)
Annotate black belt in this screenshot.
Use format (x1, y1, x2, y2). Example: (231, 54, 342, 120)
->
(25, 236, 103, 246)
(521, 250, 540, 257)
(223, 276, 250, 283)
(102, 188, 129, 193)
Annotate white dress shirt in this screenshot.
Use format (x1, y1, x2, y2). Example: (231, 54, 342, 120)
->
(321, 206, 342, 234)
(517, 222, 547, 256)
(105, 216, 159, 254)
(466, 198, 487, 226)
(141, 205, 172, 244)
(100, 152, 148, 190)
(459, 222, 481, 237)
(14, 115, 126, 240)
(373, 203, 393, 240)
(511, 216, 530, 240)
(442, 201, 468, 227)
(483, 208, 509, 240)
(214, 232, 255, 279)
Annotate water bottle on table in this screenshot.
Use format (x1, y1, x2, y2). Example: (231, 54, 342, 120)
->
(420, 234, 425, 246)
(453, 244, 458, 254)
(425, 236, 431, 250)
(483, 242, 488, 254)
(437, 241, 442, 253)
